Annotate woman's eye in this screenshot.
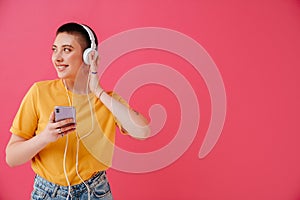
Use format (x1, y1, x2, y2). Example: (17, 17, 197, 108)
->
(52, 47, 57, 52)
(64, 48, 71, 52)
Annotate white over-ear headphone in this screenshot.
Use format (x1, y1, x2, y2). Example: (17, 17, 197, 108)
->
(81, 24, 98, 65)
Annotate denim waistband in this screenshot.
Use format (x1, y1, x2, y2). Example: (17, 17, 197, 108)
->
(33, 171, 106, 198)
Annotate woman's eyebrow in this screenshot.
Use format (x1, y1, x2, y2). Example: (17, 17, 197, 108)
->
(61, 44, 74, 48)
(52, 44, 74, 48)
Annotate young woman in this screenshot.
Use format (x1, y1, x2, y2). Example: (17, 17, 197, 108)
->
(6, 22, 150, 200)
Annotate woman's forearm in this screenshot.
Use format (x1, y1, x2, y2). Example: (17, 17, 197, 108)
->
(99, 91, 151, 139)
(6, 134, 48, 167)
(6, 113, 77, 167)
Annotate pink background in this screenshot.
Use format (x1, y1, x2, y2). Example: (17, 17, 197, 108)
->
(1, 0, 300, 199)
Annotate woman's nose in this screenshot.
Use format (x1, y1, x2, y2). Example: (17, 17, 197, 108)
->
(52, 51, 63, 62)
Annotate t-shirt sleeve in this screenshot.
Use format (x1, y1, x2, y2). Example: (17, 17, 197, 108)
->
(111, 92, 130, 135)
(10, 83, 39, 139)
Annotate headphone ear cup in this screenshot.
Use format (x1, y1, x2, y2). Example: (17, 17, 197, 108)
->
(83, 48, 98, 65)
(83, 48, 93, 65)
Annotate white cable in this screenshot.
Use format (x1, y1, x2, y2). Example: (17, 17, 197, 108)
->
(62, 74, 96, 200)
(73, 73, 95, 200)
(75, 139, 91, 199)
(79, 73, 95, 140)
(63, 134, 72, 199)
(61, 80, 73, 199)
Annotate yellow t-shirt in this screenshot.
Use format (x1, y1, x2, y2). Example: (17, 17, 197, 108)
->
(10, 79, 126, 186)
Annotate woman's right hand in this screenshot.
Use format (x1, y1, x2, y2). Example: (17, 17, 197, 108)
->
(39, 112, 76, 143)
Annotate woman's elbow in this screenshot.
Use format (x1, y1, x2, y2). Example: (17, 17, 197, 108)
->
(130, 125, 151, 140)
(5, 147, 19, 167)
(142, 125, 151, 139)
(6, 159, 16, 168)
(5, 153, 16, 167)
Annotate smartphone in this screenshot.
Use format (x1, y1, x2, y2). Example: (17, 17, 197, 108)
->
(54, 106, 76, 127)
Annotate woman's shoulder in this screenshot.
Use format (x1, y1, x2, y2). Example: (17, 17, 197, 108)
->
(33, 79, 62, 89)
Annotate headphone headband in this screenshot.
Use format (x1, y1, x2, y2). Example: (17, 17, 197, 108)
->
(81, 24, 96, 50)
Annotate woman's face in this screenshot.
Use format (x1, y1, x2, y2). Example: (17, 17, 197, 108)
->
(52, 32, 84, 80)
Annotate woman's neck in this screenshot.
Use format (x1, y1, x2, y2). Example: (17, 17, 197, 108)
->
(63, 70, 90, 94)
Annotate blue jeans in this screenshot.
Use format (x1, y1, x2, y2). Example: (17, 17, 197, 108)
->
(31, 171, 113, 200)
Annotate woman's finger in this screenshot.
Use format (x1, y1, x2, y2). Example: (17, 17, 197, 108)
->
(49, 111, 55, 123)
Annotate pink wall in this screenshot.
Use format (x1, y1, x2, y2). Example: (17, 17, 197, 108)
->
(1, 0, 300, 199)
